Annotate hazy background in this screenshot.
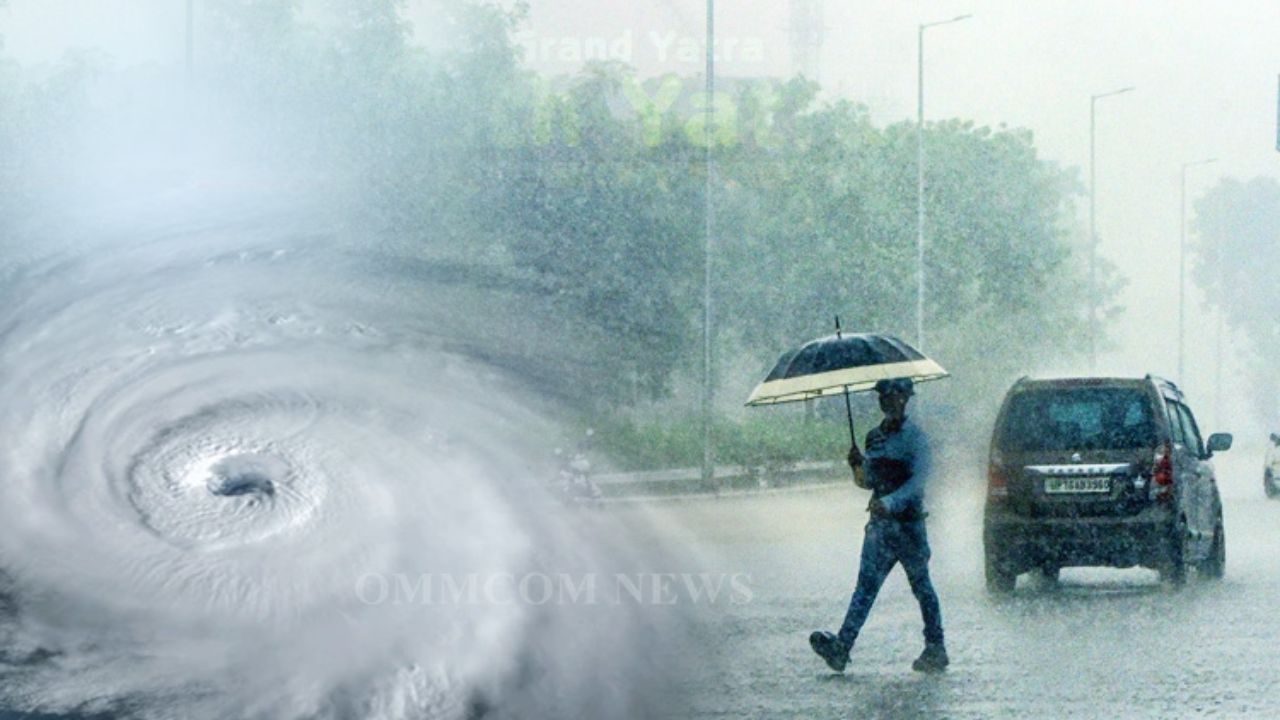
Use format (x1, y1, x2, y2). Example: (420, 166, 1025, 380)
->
(6, 0, 1277, 436)
(3, 4, 1279, 718)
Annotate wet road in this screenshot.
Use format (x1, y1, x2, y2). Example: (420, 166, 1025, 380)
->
(647, 445, 1280, 719)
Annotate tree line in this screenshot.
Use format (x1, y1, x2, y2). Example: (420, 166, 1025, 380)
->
(1, 0, 1122, 464)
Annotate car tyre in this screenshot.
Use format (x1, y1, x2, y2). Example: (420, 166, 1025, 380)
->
(1159, 520, 1188, 588)
(985, 552, 1016, 595)
(1198, 520, 1225, 580)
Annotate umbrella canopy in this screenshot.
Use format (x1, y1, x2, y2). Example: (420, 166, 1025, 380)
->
(746, 332, 948, 406)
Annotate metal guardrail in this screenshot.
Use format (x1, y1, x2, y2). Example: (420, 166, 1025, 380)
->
(594, 460, 845, 493)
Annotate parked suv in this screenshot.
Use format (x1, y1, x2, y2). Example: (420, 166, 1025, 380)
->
(983, 376, 1231, 593)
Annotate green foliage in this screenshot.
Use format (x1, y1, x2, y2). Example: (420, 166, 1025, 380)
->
(717, 105, 1091, 418)
(1192, 177, 1280, 423)
(184, 0, 1104, 426)
(0, 2, 1113, 465)
(1193, 177, 1280, 322)
(594, 413, 848, 472)
(482, 65, 706, 404)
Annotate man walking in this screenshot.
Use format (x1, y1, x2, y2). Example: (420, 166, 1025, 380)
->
(809, 377, 948, 673)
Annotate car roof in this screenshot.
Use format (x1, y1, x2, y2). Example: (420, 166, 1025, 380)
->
(1011, 375, 1183, 399)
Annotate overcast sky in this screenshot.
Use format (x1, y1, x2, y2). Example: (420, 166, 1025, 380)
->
(4, 0, 1278, 428)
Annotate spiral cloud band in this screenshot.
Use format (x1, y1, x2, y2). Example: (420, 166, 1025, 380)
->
(0, 202, 688, 719)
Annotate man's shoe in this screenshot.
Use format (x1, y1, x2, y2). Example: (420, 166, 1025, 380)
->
(808, 630, 850, 672)
(912, 643, 949, 673)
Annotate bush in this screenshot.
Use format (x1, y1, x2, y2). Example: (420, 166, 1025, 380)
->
(592, 414, 849, 472)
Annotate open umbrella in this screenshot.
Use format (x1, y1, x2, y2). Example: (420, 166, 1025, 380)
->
(745, 318, 949, 445)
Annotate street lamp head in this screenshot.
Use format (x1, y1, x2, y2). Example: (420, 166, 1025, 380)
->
(1182, 157, 1219, 172)
(922, 13, 974, 29)
(1093, 86, 1136, 101)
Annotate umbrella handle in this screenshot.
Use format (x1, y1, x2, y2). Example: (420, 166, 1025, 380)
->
(842, 387, 856, 445)
(834, 317, 859, 482)
(842, 386, 859, 482)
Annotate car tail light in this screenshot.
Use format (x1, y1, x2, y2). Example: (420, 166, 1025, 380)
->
(1151, 444, 1174, 501)
(988, 455, 1009, 499)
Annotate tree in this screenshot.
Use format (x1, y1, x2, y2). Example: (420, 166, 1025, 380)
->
(475, 64, 1111, 421)
(717, 97, 1097, 417)
(1192, 177, 1280, 424)
(482, 63, 705, 405)
(6, 0, 1109, 419)
(0, 1, 1129, 464)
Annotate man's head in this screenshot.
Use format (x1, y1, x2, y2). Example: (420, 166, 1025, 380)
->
(874, 378, 914, 420)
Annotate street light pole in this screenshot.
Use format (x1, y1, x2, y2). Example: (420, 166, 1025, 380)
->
(701, 0, 716, 492)
(1215, 288, 1224, 429)
(1215, 237, 1227, 429)
(1178, 157, 1217, 385)
(1087, 85, 1134, 370)
(186, 0, 195, 81)
(916, 13, 971, 351)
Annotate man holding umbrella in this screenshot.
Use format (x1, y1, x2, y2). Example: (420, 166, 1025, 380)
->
(809, 376, 948, 673)
(745, 327, 950, 674)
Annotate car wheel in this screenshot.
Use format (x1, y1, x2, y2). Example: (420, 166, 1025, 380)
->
(985, 552, 1016, 595)
(1267, 477, 1279, 499)
(1159, 520, 1188, 588)
(1198, 521, 1226, 580)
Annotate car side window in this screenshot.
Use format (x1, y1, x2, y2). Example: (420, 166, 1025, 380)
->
(1164, 400, 1185, 446)
(1177, 403, 1205, 457)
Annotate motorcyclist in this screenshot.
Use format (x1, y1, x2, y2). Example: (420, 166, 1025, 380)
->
(553, 429, 603, 507)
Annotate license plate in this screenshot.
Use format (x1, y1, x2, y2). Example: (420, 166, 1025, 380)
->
(1044, 476, 1112, 494)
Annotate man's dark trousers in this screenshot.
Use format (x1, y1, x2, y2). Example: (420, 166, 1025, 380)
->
(836, 515, 944, 648)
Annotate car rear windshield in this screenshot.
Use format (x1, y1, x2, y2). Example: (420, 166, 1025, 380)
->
(998, 387, 1157, 452)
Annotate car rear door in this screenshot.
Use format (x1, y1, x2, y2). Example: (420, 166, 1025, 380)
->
(1164, 398, 1204, 540)
(1175, 401, 1213, 549)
